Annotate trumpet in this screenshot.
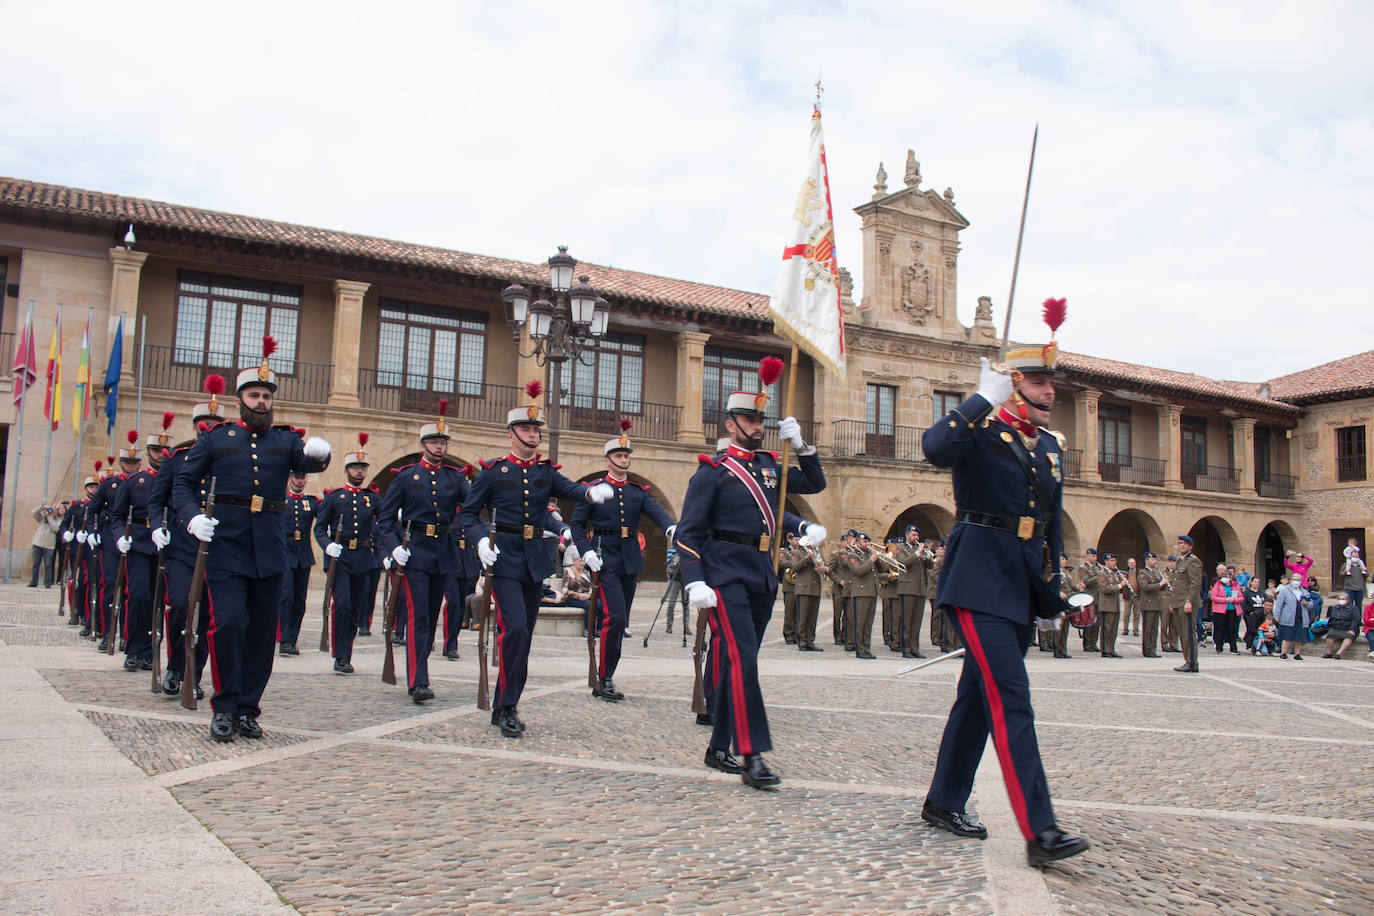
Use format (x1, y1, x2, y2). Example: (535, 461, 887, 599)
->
(869, 543, 907, 575)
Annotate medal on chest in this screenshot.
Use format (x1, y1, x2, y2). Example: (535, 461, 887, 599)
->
(1048, 451, 1061, 482)
(760, 467, 777, 489)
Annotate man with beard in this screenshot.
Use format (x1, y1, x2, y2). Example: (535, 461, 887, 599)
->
(314, 434, 380, 675)
(277, 471, 319, 656)
(112, 417, 173, 671)
(172, 339, 332, 742)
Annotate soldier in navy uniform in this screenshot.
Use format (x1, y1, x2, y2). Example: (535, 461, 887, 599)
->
(314, 434, 380, 674)
(571, 422, 676, 702)
(60, 473, 100, 637)
(458, 380, 615, 737)
(675, 365, 828, 789)
(150, 382, 226, 698)
(172, 341, 332, 742)
(87, 445, 139, 652)
(277, 471, 319, 655)
(378, 402, 469, 704)
(113, 421, 172, 671)
(919, 326, 1090, 867)
(441, 464, 481, 659)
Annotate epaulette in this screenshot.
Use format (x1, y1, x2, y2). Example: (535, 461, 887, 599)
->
(323, 487, 337, 495)
(393, 463, 416, 474)
(698, 453, 725, 466)
(762, 450, 780, 460)
(638, 483, 651, 492)
(203, 419, 231, 433)
(369, 482, 380, 492)
(479, 458, 501, 470)
(538, 459, 562, 470)
(1044, 428, 1067, 450)
(273, 424, 306, 438)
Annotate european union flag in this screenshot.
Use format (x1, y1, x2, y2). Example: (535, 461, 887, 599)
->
(103, 316, 123, 435)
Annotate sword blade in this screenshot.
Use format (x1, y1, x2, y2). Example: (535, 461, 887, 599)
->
(896, 647, 964, 677)
(998, 123, 1039, 363)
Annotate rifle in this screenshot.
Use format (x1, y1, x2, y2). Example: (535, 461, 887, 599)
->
(320, 519, 341, 653)
(380, 522, 410, 686)
(587, 537, 602, 689)
(476, 570, 494, 710)
(57, 531, 70, 619)
(86, 513, 99, 638)
(181, 478, 216, 710)
(108, 507, 133, 656)
(690, 606, 710, 714)
(149, 508, 168, 694)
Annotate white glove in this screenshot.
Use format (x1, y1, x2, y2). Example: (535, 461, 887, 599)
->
(188, 515, 218, 543)
(976, 357, 1014, 407)
(383, 556, 393, 571)
(583, 551, 603, 572)
(116, 535, 132, 554)
(549, 508, 564, 524)
(391, 545, 411, 567)
(561, 527, 572, 543)
(89, 532, 101, 548)
(665, 524, 677, 542)
(800, 523, 828, 548)
(152, 527, 171, 550)
(62, 530, 75, 543)
(325, 542, 343, 558)
(303, 436, 331, 461)
(686, 580, 717, 610)
(76, 531, 88, 544)
(477, 536, 500, 568)
(586, 482, 614, 504)
(778, 416, 805, 450)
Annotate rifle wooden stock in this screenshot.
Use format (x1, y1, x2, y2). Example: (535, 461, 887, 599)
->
(181, 478, 216, 710)
(149, 509, 168, 694)
(108, 508, 133, 656)
(57, 540, 70, 619)
(86, 519, 98, 638)
(690, 606, 710, 714)
(476, 573, 493, 710)
(319, 520, 341, 653)
(380, 523, 410, 686)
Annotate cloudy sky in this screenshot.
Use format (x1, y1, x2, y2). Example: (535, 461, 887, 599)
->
(3, 1, 1370, 382)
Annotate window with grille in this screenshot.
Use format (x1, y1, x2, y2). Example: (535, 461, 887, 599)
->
(376, 302, 487, 396)
(1099, 403, 1132, 466)
(703, 347, 781, 423)
(175, 272, 300, 373)
(1254, 426, 1271, 482)
(1181, 415, 1207, 474)
(558, 333, 644, 414)
(1336, 426, 1367, 482)
(933, 390, 963, 422)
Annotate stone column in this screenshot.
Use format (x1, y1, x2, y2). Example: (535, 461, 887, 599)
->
(675, 331, 710, 445)
(1073, 389, 1101, 482)
(1159, 404, 1183, 490)
(1233, 417, 1256, 496)
(108, 249, 148, 389)
(328, 280, 370, 408)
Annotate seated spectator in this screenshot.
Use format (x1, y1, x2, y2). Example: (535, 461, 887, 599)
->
(1257, 612, 1279, 656)
(1322, 593, 1359, 658)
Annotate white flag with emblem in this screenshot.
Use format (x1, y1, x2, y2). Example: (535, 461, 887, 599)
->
(768, 102, 846, 380)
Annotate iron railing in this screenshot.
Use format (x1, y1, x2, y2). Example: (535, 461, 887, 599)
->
(143, 344, 332, 404)
(831, 419, 924, 462)
(1185, 464, 1239, 494)
(358, 372, 523, 424)
(1336, 454, 1367, 483)
(562, 397, 679, 441)
(1099, 455, 1166, 487)
(1258, 474, 1296, 499)
(1063, 449, 1082, 479)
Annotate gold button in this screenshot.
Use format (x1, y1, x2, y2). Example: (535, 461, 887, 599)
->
(1029, 500, 1036, 508)
(254, 479, 260, 485)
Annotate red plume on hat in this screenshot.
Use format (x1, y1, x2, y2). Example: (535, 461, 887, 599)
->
(525, 379, 543, 400)
(262, 336, 278, 359)
(107, 454, 115, 466)
(162, 411, 175, 431)
(437, 398, 448, 417)
(127, 429, 138, 445)
(203, 374, 225, 396)
(358, 432, 369, 448)
(461, 463, 476, 481)
(94, 460, 103, 472)
(1042, 298, 1066, 337)
(759, 356, 784, 387)
(619, 418, 632, 432)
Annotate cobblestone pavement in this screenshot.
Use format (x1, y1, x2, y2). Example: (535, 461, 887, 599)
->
(3, 583, 1371, 914)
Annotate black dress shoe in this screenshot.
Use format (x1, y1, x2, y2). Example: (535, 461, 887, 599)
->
(122, 656, 138, 671)
(161, 671, 181, 696)
(279, 644, 299, 656)
(592, 678, 625, 702)
(802, 644, 823, 652)
(695, 712, 714, 726)
(496, 707, 522, 738)
(333, 659, 354, 675)
(138, 658, 153, 671)
(784, 637, 796, 645)
(1053, 649, 1070, 658)
(1027, 827, 1090, 867)
(442, 650, 459, 660)
(921, 799, 988, 838)
(97, 639, 109, 652)
(410, 685, 435, 704)
(740, 754, 780, 788)
(79, 626, 91, 638)
(856, 651, 876, 659)
(209, 713, 235, 742)
(195, 685, 205, 700)
(233, 715, 263, 739)
(1144, 652, 1161, 658)
(393, 632, 406, 645)
(704, 747, 742, 774)
(1174, 663, 1198, 673)
(358, 627, 371, 636)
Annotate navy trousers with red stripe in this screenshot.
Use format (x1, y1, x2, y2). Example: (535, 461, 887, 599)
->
(708, 583, 773, 756)
(331, 570, 368, 663)
(596, 572, 638, 680)
(277, 566, 310, 648)
(927, 607, 1056, 841)
(163, 557, 209, 681)
(491, 576, 543, 710)
(399, 569, 447, 690)
(204, 571, 284, 719)
(123, 552, 156, 662)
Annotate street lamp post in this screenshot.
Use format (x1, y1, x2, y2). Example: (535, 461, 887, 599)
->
(501, 246, 610, 464)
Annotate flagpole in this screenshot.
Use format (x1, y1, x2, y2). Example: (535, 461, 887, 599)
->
(40, 303, 61, 505)
(136, 314, 146, 437)
(72, 307, 93, 503)
(771, 341, 800, 573)
(5, 301, 35, 581)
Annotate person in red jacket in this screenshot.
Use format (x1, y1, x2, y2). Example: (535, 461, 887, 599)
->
(1209, 564, 1244, 654)
(1362, 598, 1374, 660)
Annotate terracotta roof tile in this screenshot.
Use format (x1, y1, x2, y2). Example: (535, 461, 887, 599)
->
(1263, 349, 1374, 404)
(1057, 351, 1301, 416)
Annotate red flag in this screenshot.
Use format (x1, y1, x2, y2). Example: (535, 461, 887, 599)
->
(43, 316, 62, 430)
(11, 306, 37, 406)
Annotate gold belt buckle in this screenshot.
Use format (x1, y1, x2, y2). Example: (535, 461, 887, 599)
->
(759, 533, 771, 553)
(250, 495, 264, 513)
(293, 532, 302, 540)
(459, 539, 466, 550)
(1017, 516, 1034, 540)
(621, 526, 630, 539)
(425, 524, 436, 537)
(348, 538, 357, 550)
(523, 524, 535, 540)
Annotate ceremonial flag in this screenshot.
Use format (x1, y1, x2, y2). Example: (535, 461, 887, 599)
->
(72, 318, 90, 434)
(103, 315, 123, 435)
(43, 317, 62, 430)
(11, 305, 37, 406)
(768, 101, 846, 380)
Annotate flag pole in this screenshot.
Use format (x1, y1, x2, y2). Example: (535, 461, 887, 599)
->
(136, 314, 146, 437)
(5, 301, 34, 581)
(40, 303, 61, 505)
(72, 307, 94, 503)
(771, 341, 800, 573)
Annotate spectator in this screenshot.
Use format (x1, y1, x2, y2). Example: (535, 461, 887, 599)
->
(28, 503, 63, 588)
(1274, 578, 1311, 660)
(1284, 550, 1315, 588)
(560, 555, 593, 628)
(1322, 593, 1359, 658)
(1209, 564, 1243, 654)
(1339, 548, 1367, 610)
(1235, 566, 1251, 589)
(1242, 577, 1267, 653)
(1256, 610, 1279, 656)
(1362, 597, 1374, 660)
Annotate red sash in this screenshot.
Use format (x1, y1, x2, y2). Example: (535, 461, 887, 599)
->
(719, 456, 775, 537)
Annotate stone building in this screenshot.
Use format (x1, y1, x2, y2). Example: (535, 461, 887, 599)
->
(0, 166, 1367, 587)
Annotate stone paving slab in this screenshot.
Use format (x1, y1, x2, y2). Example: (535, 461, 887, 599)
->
(81, 710, 314, 775)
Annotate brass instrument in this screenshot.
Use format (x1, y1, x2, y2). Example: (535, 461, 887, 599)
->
(869, 542, 907, 578)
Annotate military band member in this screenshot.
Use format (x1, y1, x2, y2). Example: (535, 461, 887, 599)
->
(879, 539, 901, 651)
(1096, 553, 1124, 658)
(1137, 552, 1166, 657)
(825, 531, 852, 646)
(675, 360, 827, 789)
(847, 533, 880, 659)
(379, 402, 469, 703)
(895, 525, 932, 659)
(1161, 555, 1180, 652)
(788, 536, 825, 651)
(1073, 548, 1102, 652)
(278, 472, 319, 655)
(921, 325, 1090, 866)
(459, 381, 612, 735)
(571, 421, 676, 702)
(315, 435, 380, 675)
(780, 533, 799, 645)
(172, 340, 333, 742)
(1170, 535, 1204, 673)
(1123, 556, 1141, 637)
(1052, 552, 1072, 658)
(112, 425, 168, 671)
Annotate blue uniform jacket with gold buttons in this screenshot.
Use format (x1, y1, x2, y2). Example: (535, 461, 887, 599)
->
(569, 478, 674, 576)
(674, 446, 826, 592)
(170, 421, 330, 578)
(148, 447, 201, 566)
(283, 492, 319, 569)
(314, 485, 379, 574)
(458, 454, 587, 583)
(111, 468, 159, 556)
(923, 394, 1065, 623)
(84, 473, 125, 543)
(377, 460, 469, 576)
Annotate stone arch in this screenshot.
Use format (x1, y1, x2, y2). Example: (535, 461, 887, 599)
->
(562, 470, 676, 580)
(1255, 519, 1299, 587)
(884, 503, 956, 543)
(1186, 515, 1243, 579)
(785, 494, 818, 525)
(1096, 508, 1166, 563)
(1060, 508, 1082, 561)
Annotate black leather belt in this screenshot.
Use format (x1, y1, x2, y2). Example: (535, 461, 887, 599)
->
(216, 495, 286, 513)
(709, 529, 772, 553)
(344, 537, 372, 549)
(493, 522, 536, 539)
(412, 524, 450, 538)
(957, 510, 1045, 540)
(593, 527, 638, 538)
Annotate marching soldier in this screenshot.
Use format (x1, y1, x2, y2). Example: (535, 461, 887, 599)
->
(895, 525, 933, 659)
(277, 471, 319, 655)
(779, 533, 798, 645)
(1137, 551, 1166, 657)
(921, 330, 1090, 867)
(112, 421, 171, 671)
(441, 466, 482, 659)
(1096, 553, 1124, 658)
(360, 481, 384, 637)
(846, 533, 879, 659)
(570, 421, 676, 702)
(1073, 548, 1102, 652)
(172, 339, 332, 742)
(789, 535, 825, 651)
(378, 401, 469, 703)
(314, 434, 380, 675)
(1170, 535, 1205, 673)
(675, 359, 827, 788)
(87, 444, 139, 652)
(459, 381, 613, 735)
(59, 473, 100, 637)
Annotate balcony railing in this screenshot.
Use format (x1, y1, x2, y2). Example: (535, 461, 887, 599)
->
(1258, 474, 1296, 499)
(701, 418, 818, 454)
(1063, 449, 1082, 479)
(1099, 455, 1166, 487)
(359, 372, 524, 425)
(1336, 455, 1367, 483)
(142, 345, 331, 404)
(564, 397, 678, 442)
(832, 419, 924, 463)
(1185, 464, 1239, 494)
